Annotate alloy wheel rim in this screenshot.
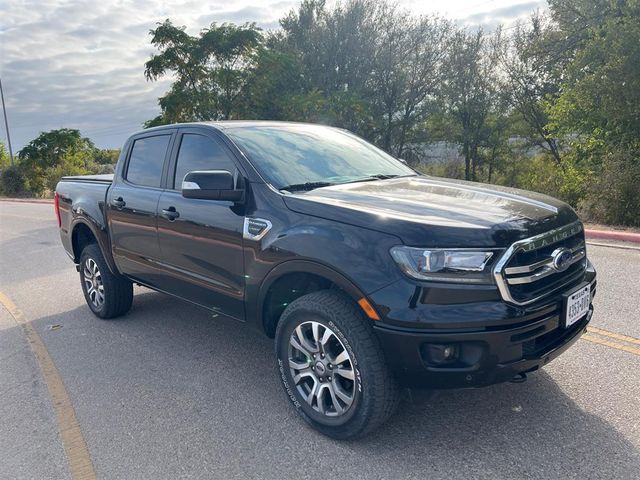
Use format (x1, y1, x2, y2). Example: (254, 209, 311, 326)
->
(288, 321, 356, 417)
(83, 258, 104, 308)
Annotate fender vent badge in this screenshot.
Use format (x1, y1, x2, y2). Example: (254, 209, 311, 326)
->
(243, 217, 272, 241)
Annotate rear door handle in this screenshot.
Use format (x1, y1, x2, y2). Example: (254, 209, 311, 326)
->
(112, 197, 126, 209)
(161, 207, 180, 221)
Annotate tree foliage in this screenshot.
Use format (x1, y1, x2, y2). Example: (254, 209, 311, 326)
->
(18, 129, 94, 194)
(278, 0, 451, 159)
(138, 0, 639, 225)
(494, 14, 563, 163)
(545, 0, 640, 224)
(0, 165, 25, 196)
(144, 20, 263, 125)
(0, 141, 11, 169)
(12, 0, 637, 224)
(11, 130, 120, 197)
(443, 29, 499, 181)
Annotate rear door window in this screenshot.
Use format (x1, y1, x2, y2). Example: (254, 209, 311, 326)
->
(126, 135, 171, 188)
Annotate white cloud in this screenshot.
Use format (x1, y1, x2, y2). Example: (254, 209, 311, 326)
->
(0, 0, 545, 150)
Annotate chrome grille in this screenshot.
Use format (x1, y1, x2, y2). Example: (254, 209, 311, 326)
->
(493, 221, 587, 306)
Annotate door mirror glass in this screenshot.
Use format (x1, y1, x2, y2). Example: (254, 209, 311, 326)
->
(181, 170, 243, 202)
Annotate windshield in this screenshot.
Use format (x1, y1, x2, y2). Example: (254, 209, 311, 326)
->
(225, 124, 415, 190)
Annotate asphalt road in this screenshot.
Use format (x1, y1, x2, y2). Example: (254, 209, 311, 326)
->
(1, 202, 639, 480)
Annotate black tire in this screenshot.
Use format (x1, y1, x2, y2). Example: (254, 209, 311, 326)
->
(275, 290, 399, 439)
(79, 243, 133, 319)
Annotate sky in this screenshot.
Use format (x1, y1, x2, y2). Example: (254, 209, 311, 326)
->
(0, 0, 545, 151)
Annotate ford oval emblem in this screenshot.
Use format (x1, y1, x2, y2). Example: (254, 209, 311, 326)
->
(551, 248, 573, 272)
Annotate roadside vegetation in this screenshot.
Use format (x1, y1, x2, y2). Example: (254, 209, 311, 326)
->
(1, 0, 638, 226)
(0, 131, 118, 197)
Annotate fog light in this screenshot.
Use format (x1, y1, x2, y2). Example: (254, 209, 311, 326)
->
(425, 344, 459, 365)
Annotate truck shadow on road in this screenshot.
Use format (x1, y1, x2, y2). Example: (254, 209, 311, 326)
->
(29, 289, 639, 479)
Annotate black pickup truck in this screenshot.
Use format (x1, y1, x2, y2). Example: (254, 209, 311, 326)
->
(55, 121, 596, 438)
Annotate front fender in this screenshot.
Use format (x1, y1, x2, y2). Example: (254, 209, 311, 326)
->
(242, 208, 405, 331)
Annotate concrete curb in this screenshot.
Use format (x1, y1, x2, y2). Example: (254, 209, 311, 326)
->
(585, 229, 640, 244)
(0, 197, 54, 204)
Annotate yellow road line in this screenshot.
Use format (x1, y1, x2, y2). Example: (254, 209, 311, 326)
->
(582, 333, 640, 357)
(0, 291, 97, 480)
(587, 325, 640, 346)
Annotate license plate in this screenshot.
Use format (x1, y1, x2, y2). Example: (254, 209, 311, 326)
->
(563, 284, 591, 328)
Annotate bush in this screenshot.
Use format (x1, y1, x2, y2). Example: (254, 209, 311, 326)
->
(418, 149, 639, 227)
(578, 150, 640, 227)
(502, 155, 590, 208)
(0, 165, 27, 196)
(417, 159, 465, 179)
(41, 163, 88, 197)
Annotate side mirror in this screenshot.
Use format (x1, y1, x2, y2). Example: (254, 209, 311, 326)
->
(181, 170, 244, 202)
(397, 158, 408, 165)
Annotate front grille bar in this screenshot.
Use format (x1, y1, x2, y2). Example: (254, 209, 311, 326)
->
(505, 247, 585, 285)
(493, 221, 585, 306)
(503, 244, 584, 275)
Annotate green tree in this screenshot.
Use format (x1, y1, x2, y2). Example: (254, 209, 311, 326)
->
(279, 0, 382, 139)
(238, 39, 305, 120)
(144, 20, 263, 125)
(0, 166, 26, 196)
(281, 89, 377, 138)
(0, 141, 10, 169)
(279, 0, 450, 157)
(281, 0, 378, 95)
(138, 0, 640, 225)
(546, 0, 640, 225)
(93, 148, 120, 165)
(443, 29, 498, 181)
(370, 5, 450, 158)
(494, 14, 563, 163)
(87, 148, 120, 175)
(18, 129, 94, 195)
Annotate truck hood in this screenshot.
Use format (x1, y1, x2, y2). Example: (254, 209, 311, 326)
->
(282, 176, 579, 248)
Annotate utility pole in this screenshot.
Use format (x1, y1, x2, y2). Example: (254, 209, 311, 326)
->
(0, 77, 15, 166)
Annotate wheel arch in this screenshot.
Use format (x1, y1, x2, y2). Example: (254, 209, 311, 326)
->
(70, 219, 118, 274)
(258, 260, 370, 338)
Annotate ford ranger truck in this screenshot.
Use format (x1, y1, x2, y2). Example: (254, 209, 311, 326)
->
(55, 121, 597, 439)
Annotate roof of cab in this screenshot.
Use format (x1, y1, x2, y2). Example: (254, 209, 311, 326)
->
(129, 120, 328, 138)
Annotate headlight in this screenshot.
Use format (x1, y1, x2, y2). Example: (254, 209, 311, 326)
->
(389, 246, 497, 284)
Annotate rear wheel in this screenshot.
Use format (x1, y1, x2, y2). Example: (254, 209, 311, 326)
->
(79, 243, 133, 319)
(275, 290, 399, 439)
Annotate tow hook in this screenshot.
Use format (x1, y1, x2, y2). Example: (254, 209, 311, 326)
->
(509, 372, 527, 383)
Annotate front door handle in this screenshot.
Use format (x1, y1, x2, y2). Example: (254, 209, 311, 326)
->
(112, 197, 126, 209)
(161, 207, 180, 221)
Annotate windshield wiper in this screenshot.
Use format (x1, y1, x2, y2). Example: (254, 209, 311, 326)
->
(280, 174, 417, 192)
(279, 181, 335, 193)
(343, 173, 415, 184)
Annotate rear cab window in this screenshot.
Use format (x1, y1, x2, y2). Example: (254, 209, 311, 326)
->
(126, 135, 171, 188)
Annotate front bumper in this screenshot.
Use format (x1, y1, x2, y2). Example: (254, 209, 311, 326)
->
(370, 271, 596, 389)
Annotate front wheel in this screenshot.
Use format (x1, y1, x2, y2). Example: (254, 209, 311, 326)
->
(275, 290, 399, 439)
(79, 243, 133, 319)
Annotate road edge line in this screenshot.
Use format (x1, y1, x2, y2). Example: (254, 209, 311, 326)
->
(0, 290, 97, 480)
